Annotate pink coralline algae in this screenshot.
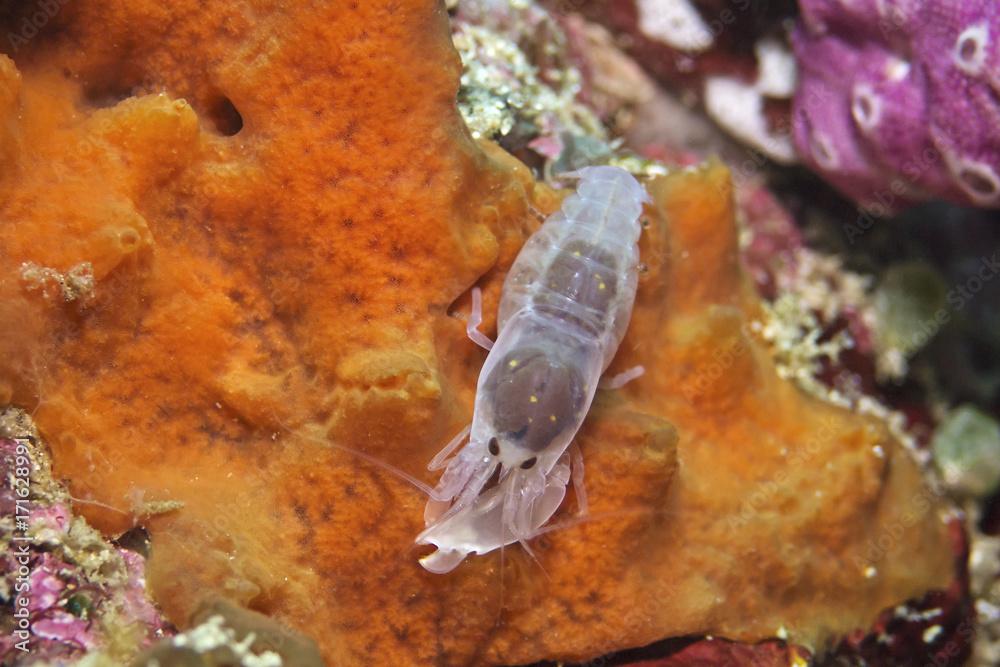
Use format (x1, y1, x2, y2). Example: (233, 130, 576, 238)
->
(792, 0, 1000, 213)
(0, 434, 169, 664)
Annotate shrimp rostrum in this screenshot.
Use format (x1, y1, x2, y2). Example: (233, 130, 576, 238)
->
(416, 166, 651, 573)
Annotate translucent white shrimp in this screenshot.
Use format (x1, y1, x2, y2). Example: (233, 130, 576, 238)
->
(417, 166, 650, 573)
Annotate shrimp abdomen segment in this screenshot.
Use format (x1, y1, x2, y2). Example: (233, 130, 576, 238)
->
(499, 167, 645, 366)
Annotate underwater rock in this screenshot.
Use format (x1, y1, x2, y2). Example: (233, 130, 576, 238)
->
(702, 38, 797, 164)
(559, 0, 797, 162)
(557, 12, 742, 166)
(615, 636, 810, 666)
(0, 1, 959, 665)
(793, 0, 1000, 211)
(132, 598, 323, 667)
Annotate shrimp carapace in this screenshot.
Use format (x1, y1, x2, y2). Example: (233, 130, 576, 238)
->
(485, 347, 587, 456)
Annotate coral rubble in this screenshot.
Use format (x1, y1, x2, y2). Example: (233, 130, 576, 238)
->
(0, 1, 960, 665)
(452, 0, 608, 167)
(563, 0, 798, 163)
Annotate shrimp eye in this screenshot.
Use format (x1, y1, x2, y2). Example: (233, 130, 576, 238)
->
(520, 456, 537, 469)
(488, 437, 500, 456)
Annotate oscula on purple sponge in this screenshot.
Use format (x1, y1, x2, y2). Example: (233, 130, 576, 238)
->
(793, 0, 1000, 212)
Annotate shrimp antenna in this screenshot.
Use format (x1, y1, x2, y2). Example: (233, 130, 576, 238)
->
(518, 537, 549, 581)
(427, 423, 471, 471)
(66, 493, 129, 515)
(531, 506, 668, 538)
(270, 413, 435, 497)
(497, 530, 506, 626)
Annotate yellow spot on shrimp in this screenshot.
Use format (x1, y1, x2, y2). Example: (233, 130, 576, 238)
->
(508, 359, 519, 368)
(529, 395, 538, 403)
(549, 415, 557, 422)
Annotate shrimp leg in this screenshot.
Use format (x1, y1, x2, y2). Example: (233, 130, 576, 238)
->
(569, 442, 588, 516)
(427, 423, 471, 471)
(600, 365, 645, 390)
(466, 287, 494, 351)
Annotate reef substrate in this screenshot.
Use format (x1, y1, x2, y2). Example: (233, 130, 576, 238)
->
(0, 1, 958, 665)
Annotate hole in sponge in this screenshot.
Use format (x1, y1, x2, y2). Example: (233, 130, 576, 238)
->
(206, 95, 244, 136)
(959, 36, 979, 61)
(958, 165, 999, 200)
(953, 23, 988, 74)
(118, 228, 141, 251)
(851, 86, 881, 132)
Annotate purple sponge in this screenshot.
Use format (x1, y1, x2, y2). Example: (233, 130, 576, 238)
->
(793, 0, 1000, 212)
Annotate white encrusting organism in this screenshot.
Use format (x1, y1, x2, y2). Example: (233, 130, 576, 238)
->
(636, 0, 714, 52)
(704, 39, 798, 164)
